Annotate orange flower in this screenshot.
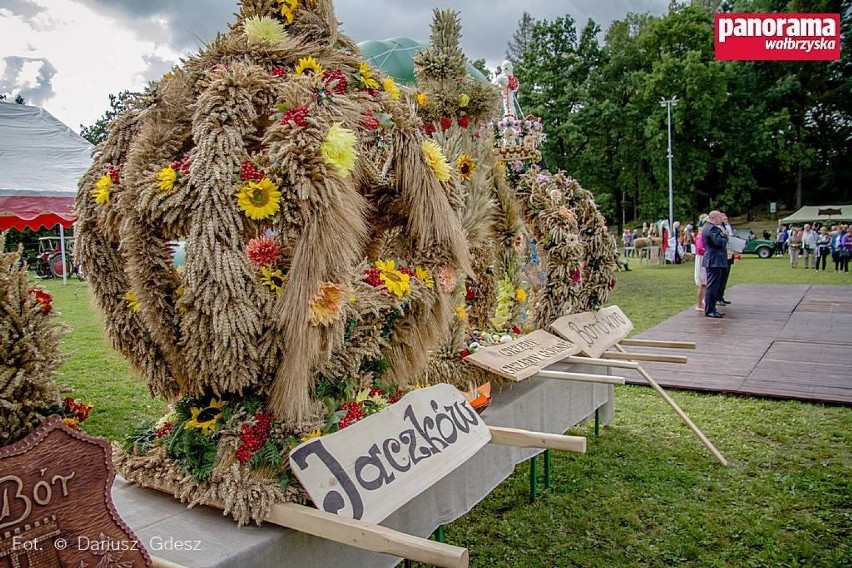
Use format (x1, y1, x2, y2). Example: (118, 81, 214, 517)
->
(309, 283, 347, 325)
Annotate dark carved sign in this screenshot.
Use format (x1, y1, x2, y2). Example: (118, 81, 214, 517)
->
(0, 417, 151, 568)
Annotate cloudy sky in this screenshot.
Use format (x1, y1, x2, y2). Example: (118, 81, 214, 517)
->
(0, 0, 667, 131)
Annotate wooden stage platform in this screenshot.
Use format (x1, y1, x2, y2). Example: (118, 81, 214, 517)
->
(623, 284, 852, 405)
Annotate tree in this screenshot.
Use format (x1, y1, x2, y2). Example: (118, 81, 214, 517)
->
(506, 12, 534, 65)
(79, 90, 133, 145)
(471, 58, 492, 80)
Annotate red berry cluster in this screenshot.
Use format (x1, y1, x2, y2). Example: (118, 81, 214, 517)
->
(439, 117, 452, 131)
(458, 349, 471, 360)
(269, 66, 287, 77)
(155, 422, 173, 438)
(322, 69, 348, 94)
(465, 286, 477, 302)
(457, 116, 470, 129)
(240, 161, 265, 182)
(281, 106, 309, 127)
(363, 267, 382, 287)
(338, 401, 366, 430)
(387, 389, 403, 404)
(423, 123, 436, 135)
(360, 110, 380, 130)
(512, 325, 522, 335)
(236, 411, 273, 464)
(369, 388, 385, 397)
(399, 266, 415, 277)
(170, 155, 192, 174)
(107, 164, 122, 184)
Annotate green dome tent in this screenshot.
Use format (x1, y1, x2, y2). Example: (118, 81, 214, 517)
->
(358, 37, 489, 85)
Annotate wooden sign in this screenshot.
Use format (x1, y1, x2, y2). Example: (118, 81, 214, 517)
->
(464, 330, 580, 381)
(550, 306, 633, 358)
(0, 417, 151, 567)
(289, 384, 490, 524)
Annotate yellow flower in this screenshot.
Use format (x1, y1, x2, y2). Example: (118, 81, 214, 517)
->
(416, 93, 428, 107)
(244, 15, 288, 44)
(375, 259, 410, 298)
(515, 288, 527, 302)
(382, 77, 399, 99)
(124, 291, 140, 312)
(295, 55, 323, 76)
(422, 141, 451, 182)
(309, 282, 347, 326)
(277, 0, 299, 24)
(455, 305, 467, 320)
(496, 160, 507, 178)
(260, 266, 286, 296)
(235, 177, 281, 220)
(300, 428, 323, 442)
(355, 389, 371, 403)
(415, 266, 434, 289)
(62, 417, 79, 429)
(456, 154, 476, 181)
(321, 123, 358, 178)
(92, 175, 112, 204)
(458, 93, 470, 108)
(184, 399, 226, 436)
(157, 165, 177, 192)
(358, 62, 380, 89)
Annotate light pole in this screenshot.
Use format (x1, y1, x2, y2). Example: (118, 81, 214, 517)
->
(660, 96, 678, 262)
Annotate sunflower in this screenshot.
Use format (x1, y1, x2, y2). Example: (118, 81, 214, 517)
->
(415, 266, 434, 289)
(92, 175, 112, 204)
(375, 259, 410, 298)
(123, 291, 140, 312)
(382, 77, 399, 100)
(235, 177, 281, 220)
(422, 141, 451, 182)
(244, 15, 288, 43)
(260, 266, 287, 296)
(295, 55, 323, 76)
(309, 282, 347, 326)
(184, 399, 226, 436)
(321, 123, 358, 178)
(157, 165, 177, 192)
(357, 61, 380, 89)
(456, 154, 476, 181)
(416, 93, 428, 107)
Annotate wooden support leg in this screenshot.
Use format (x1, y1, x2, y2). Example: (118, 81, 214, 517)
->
(613, 344, 728, 466)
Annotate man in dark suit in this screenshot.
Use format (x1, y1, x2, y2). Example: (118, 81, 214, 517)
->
(702, 210, 729, 318)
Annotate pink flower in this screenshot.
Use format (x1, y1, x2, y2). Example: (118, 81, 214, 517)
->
(569, 269, 582, 284)
(246, 237, 281, 267)
(438, 267, 457, 293)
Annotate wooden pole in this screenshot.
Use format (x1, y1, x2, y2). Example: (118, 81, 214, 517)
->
(269, 503, 469, 568)
(601, 351, 688, 365)
(620, 339, 696, 350)
(534, 369, 625, 385)
(139, 480, 469, 568)
(613, 344, 728, 466)
(489, 426, 586, 453)
(560, 356, 640, 370)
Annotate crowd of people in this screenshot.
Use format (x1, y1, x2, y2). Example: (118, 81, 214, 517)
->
(774, 223, 852, 271)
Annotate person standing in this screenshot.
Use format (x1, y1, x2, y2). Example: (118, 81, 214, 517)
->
(717, 213, 734, 305)
(830, 226, 844, 271)
(815, 227, 831, 271)
(801, 224, 816, 269)
(788, 228, 803, 268)
(694, 215, 708, 311)
(841, 227, 852, 273)
(702, 211, 729, 318)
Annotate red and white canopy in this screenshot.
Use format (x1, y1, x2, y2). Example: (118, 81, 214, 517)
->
(0, 101, 93, 231)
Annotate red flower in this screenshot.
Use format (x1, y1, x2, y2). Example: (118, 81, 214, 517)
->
(281, 106, 309, 127)
(246, 236, 281, 267)
(508, 75, 519, 91)
(457, 116, 469, 128)
(423, 123, 436, 135)
(465, 286, 477, 302)
(269, 66, 287, 78)
(322, 69, 348, 94)
(28, 288, 52, 314)
(459, 349, 471, 360)
(439, 117, 452, 131)
(512, 325, 521, 334)
(569, 268, 582, 284)
(155, 422, 173, 438)
(63, 397, 93, 422)
(360, 111, 380, 130)
(609, 278, 617, 290)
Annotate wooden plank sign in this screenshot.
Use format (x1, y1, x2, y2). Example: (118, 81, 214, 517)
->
(0, 417, 151, 567)
(463, 330, 580, 381)
(289, 384, 490, 524)
(550, 306, 634, 358)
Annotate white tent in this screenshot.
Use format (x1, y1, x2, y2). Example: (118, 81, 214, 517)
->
(0, 101, 93, 232)
(779, 205, 852, 225)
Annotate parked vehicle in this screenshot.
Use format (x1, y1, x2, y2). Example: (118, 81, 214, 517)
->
(34, 236, 84, 280)
(732, 230, 775, 259)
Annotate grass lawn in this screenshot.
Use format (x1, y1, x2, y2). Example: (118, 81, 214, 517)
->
(36, 256, 851, 567)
